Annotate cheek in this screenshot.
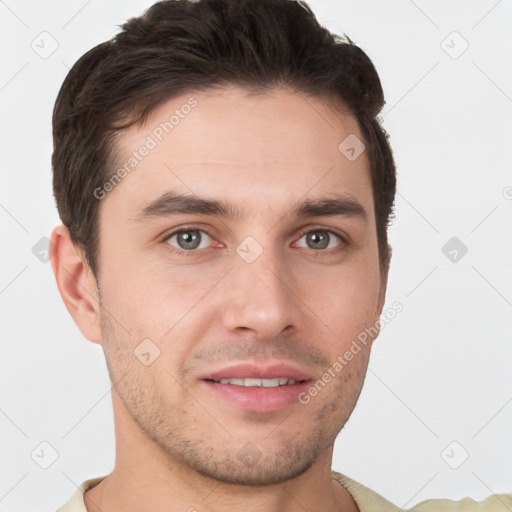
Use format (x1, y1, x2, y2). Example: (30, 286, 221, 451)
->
(99, 244, 175, 315)
(101, 262, 225, 348)
(297, 261, 381, 332)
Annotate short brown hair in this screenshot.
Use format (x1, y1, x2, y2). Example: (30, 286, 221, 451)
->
(52, 0, 396, 279)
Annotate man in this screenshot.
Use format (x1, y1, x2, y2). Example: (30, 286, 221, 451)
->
(50, 0, 511, 510)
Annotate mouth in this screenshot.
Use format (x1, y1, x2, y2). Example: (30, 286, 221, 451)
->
(207, 377, 304, 387)
(199, 363, 313, 413)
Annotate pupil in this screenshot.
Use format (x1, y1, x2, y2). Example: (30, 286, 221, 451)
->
(179, 230, 200, 250)
(308, 232, 329, 250)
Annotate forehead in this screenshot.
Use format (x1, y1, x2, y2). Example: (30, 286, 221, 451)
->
(105, 86, 374, 222)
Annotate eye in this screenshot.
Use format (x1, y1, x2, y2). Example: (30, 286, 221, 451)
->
(294, 229, 344, 251)
(165, 229, 214, 252)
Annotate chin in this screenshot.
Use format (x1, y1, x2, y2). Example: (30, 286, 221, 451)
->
(168, 433, 326, 487)
(192, 456, 316, 486)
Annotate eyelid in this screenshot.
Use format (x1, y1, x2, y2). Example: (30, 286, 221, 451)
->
(162, 224, 214, 241)
(294, 225, 346, 241)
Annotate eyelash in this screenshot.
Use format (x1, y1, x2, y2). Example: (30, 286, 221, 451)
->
(163, 227, 216, 257)
(162, 225, 347, 257)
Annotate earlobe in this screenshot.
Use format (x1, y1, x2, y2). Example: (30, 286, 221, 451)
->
(50, 225, 102, 345)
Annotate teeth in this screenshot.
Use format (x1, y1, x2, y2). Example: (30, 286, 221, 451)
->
(216, 378, 297, 387)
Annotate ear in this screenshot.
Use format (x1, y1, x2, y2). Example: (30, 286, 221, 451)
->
(369, 245, 392, 347)
(50, 225, 102, 344)
(375, 245, 392, 318)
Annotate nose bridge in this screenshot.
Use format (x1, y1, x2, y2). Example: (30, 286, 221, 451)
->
(220, 237, 298, 338)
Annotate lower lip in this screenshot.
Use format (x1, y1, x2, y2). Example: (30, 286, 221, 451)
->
(201, 380, 311, 413)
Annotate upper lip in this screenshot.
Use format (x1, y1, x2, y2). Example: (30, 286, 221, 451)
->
(200, 363, 313, 382)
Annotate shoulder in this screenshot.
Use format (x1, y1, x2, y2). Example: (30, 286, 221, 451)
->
(331, 470, 512, 512)
(55, 475, 108, 512)
(409, 495, 512, 511)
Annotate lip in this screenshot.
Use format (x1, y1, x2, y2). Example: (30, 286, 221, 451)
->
(199, 362, 313, 382)
(199, 362, 313, 413)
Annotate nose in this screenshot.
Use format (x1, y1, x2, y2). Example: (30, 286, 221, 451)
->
(220, 245, 301, 341)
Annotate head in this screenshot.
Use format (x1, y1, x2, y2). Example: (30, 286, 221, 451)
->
(51, 0, 396, 486)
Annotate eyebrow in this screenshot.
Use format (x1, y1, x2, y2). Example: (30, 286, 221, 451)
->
(131, 190, 368, 224)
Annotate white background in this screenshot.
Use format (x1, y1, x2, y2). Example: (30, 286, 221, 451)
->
(0, 0, 511, 510)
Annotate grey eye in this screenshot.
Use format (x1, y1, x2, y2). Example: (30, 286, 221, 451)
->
(296, 230, 342, 250)
(166, 230, 213, 251)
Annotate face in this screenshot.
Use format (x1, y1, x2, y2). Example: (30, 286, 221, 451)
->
(94, 86, 387, 485)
